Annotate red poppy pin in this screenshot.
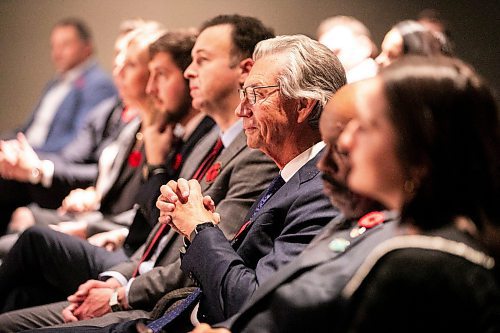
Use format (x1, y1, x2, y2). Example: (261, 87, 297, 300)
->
(172, 153, 183, 171)
(205, 162, 222, 183)
(128, 150, 143, 168)
(358, 211, 385, 229)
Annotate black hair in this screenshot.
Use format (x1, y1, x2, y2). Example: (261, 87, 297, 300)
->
(149, 29, 198, 71)
(54, 17, 92, 43)
(380, 56, 499, 230)
(200, 14, 275, 60)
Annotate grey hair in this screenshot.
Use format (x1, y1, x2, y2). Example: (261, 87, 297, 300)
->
(253, 34, 346, 128)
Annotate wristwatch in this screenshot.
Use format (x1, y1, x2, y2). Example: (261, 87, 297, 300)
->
(185, 222, 216, 247)
(109, 289, 123, 312)
(142, 163, 167, 180)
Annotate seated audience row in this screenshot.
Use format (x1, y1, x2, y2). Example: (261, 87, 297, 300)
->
(0, 11, 497, 333)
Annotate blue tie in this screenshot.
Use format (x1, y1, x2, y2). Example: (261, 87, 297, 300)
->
(250, 175, 285, 219)
(231, 175, 285, 244)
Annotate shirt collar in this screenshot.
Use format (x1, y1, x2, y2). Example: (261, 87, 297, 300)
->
(220, 119, 243, 148)
(174, 112, 206, 142)
(280, 141, 326, 182)
(59, 57, 95, 83)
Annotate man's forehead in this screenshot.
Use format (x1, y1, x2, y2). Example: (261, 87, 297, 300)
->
(246, 55, 284, 85)
(193, 24, 233, 54)
(150, 52, 173, 66)
(331, 79, 379, 116)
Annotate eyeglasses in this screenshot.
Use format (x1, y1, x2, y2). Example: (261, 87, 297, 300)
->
(238, 84, 280, 105)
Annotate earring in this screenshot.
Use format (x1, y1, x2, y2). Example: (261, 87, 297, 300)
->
(404, 179, 415, 194)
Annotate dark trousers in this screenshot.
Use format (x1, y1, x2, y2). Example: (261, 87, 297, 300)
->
(0, 179, 70, 236)
(0, 226, 128, 312)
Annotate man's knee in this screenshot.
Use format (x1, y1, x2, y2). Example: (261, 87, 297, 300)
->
(0, 301, 67, 332)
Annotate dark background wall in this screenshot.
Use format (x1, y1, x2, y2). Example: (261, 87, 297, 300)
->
(1, 0, 498, 132)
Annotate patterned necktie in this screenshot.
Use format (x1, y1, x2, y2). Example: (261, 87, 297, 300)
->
(232, 175, 285, 244)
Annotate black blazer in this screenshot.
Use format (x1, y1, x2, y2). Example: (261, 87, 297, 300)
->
(123, 116, 215, 256)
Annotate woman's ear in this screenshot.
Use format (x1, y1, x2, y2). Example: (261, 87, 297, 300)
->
(297, 98, 318, 124)
(238, 58, 254, 86)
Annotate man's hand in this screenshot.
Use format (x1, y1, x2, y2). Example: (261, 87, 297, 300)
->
(49, 221, 88, 239)
(157, 178, 218, 225)
(157, 179, 220, 240)
(61, 302, 80, 323)
(190, 323, 231, 333)
(8, 207, 35, 233)
(59, 187, 100, 214)
(71, 287, 114, 320)
(67, 279, 121, 304)
(63, 279, 125, 321)
(142, 108, 176, 165)
(0, 133, 42, 182)
(0, 139, 20, 179)
(87, 228, 129, 251)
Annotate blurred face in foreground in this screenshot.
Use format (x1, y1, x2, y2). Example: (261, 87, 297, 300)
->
(338, 78, 406, 211)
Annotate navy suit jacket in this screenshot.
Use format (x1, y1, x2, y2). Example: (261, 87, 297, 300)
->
(219, 213, 399, 333)
(181, 151, 340, 324)
(28, 98, 127, 207)
(23, 62, 117, 153)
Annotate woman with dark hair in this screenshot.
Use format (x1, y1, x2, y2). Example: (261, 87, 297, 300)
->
(339, 56, 500, 332)
(376, 20, 451, 67)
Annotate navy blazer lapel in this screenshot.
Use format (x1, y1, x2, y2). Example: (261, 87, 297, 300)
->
(249, 151, 323, 223)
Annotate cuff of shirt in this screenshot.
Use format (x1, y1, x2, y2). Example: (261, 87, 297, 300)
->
(99, 271, 128, 287)
(40, 159, 54, 188)
(124, 277, 135, 308)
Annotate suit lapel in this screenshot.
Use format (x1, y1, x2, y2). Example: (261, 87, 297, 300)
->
(98, 117, 141, 198)
(179, 126, 219, 180)
(199, 130, 247, 192)
(248, 152, 322, 224)
(237, 215, 398, 317)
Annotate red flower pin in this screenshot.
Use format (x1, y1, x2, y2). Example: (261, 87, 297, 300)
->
(128, 150, 143, 168)
(205, 162, 222, 183)
(172, 153, 183, 171)
(358, 211, 385, 229)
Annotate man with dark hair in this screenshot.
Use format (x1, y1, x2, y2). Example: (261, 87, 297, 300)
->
(0, 17, 117, 234)
(0, 17, 116, 153)
(40, 32, 348, 333)
(54, 18, 93, 43)
(0, 29, 214, 329)
(0, 15, 278, 331)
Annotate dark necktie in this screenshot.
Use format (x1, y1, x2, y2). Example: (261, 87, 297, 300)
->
(145, 175, 285, 332)
(132, 137, 224, 278)
(232, 175, 285, 244)
(192, 137, 223, 181)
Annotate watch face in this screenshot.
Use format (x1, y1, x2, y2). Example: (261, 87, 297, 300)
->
(109, 290, 122, 312)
